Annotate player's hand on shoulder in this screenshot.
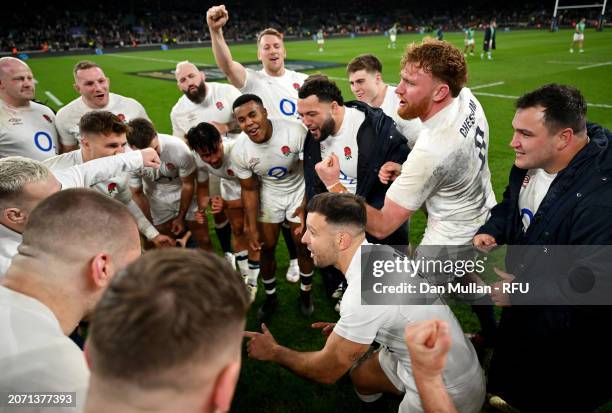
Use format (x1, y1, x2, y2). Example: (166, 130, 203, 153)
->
(379, 161, 401, 184)
(473, 233, 497, 253)
(206, 5, 229, 31)
(140, 147, 161, 168)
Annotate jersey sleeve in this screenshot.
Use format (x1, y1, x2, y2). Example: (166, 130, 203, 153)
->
(55, 151, 144, 189)
(135, 100, 149, 120)
(225, 84, 242, 107)
(239, 69, 257, 94)
(55, 110, 78, 147)
(175, 142, 196, 178)
(170, 107, 186, 139)
(229, 137, 253, 180)
(333, 301, 389, 345)
(385, 139, 445, 211)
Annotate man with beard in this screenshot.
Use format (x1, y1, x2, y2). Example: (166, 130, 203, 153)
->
(171, 60, 242, 266)
(170, 61, 241, 140)
(317, 40, 497, 348)
(0, 57, 61, 159)
(0, 189, 142, 413)
(56, 61, 149, 151)
(231, 94, 314, 319)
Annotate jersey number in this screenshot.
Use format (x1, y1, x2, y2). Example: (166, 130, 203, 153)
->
(473, 126, 486, 172)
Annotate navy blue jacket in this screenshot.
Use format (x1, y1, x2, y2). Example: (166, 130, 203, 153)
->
(479, 122, 612, 412)
(303, 101, 410, 245)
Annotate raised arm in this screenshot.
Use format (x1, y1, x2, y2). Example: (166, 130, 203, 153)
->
(206, 5, 247, 89)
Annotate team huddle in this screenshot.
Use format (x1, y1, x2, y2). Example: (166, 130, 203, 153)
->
(1, 4, 611, 413)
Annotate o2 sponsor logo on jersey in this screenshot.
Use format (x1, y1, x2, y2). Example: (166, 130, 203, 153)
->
(33, 131, 54, 152)
(279, 98, 297, 117)
(339, 170, 356, 186)
(267, 166, 288, 180)
(521, 208, 534, 230)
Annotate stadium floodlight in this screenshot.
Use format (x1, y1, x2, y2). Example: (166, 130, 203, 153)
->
(551, 0, 608, 31)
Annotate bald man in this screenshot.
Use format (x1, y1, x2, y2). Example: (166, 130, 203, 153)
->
(0, 189, 142, 413)
(0, 57, 61, 159)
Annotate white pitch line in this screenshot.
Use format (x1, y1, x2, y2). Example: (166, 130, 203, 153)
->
(103, 54, 209, 67)
(471, 81, 505, 90)
(577, 61, 612, 70)
(44, 91, 63, 106)
(475, 91, 612, 109)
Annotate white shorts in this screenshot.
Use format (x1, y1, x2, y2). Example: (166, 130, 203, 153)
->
(378, 346, 486, 413)
(573, 33, 584, 41)
(465, 39, 475, 46)
(220, 178, 241, 201)
(317, 39, 324, 45)
(258, 186, 304, 224)
(390, 34, 397, 42)
(150, 196, 198, 225)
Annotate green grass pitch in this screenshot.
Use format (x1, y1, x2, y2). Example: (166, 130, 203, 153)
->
(27, 28, 612, 412)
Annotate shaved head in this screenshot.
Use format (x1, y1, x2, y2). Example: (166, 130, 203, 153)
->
(0, 57, 34, 106)
(175, 61, 206, 103)
(21, 188, 141, 265)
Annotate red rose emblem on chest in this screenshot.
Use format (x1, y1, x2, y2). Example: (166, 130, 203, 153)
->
(216, 101, 224, 110)
(293, 83, 300, 90)
(166, 163, 176, 170)
(42, 114, 53, 123)
(117, 113, 126, 122)
(227, 168, 235, 176)
(344, 146, 352, 160)
(107, 182, 118, 195)
(281, 145, 291, 156)
(522, 175, 530, 188)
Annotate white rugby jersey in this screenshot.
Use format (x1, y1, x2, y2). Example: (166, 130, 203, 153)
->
(240, 68, 307, 122)
(129, 134, 196, 215)
(44, 150, 159, 240)
(0, 100, 59, 160)
(518, 168, 556, 231)
(380, 85, 422, 149)
(55, 93, 148, 146)
(170, 82, 242, 139)
(386, 88, 496, 245)
(195, 138, 240, 182)
(319, 107, 365, 194)
(231, 118, 306, 196)
(334, 241, 483, 396)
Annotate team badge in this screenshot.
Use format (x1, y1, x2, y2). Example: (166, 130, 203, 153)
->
(522, 174, 530, 188)
(281, 145, 291, 156)
(42, 114, 53, 123)
(216, 101, 224, 110)
(107, 182, 118, 195)
(293, 83, 300, 90)
(166, 163, 176, 170)
(227, 168, 235, 176)
(117, 113, 126, 122)
(344, 146, 352, 160)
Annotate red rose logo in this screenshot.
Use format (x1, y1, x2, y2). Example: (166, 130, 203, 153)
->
(107, 182, 118, 195)
(293, 83, 300, 90)
(522, 174, 530, 188)
(344, 146, 352, 160)
(216, 101, 224, 110)
(227, 168, 235, 176)
(281, 145, 290, 156)
(117, 113, 126, 122)
(166, 163, 176, 170)
(42, 114, 53, 123)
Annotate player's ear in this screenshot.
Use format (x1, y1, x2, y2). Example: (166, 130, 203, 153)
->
(89, 252, 112, 289)
(73, 83, 80, 93)
(209, 361, 241, 413)
(556, 127, 573, 150)
(433, 83, 450, 103)
(3, 207, 26, 226)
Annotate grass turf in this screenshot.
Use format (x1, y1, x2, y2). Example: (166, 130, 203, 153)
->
(27, 28, 612, 412)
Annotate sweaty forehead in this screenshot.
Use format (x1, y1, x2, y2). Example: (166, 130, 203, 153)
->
(259, 34, 283, 47)
(77, 67, 106, 82)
